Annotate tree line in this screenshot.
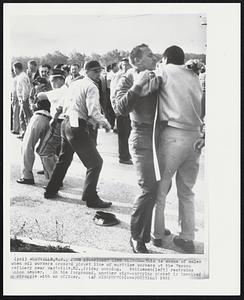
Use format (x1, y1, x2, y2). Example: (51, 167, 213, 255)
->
(12, 49, 206, 69)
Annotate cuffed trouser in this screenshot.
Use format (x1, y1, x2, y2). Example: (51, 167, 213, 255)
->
(45, 117, 103, 204)
(38, 122, 62, 180)
(19, 100, 32, 134)
(12, 99, 20, 133)
(130, 124, 158, 243)
(151, 126, 201, 241)
(20, 115, 50, 180)
(117, 115, 132, 161)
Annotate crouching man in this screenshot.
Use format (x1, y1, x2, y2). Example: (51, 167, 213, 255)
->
(16, 95, 51, 184)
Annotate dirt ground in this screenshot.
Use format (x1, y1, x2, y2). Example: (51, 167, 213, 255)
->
(8, 129, 206, 254)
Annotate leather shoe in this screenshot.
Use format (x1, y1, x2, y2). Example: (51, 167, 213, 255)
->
(44, 191, 58, 199)
(17, 178, 35, 185)
(87, 198, 112, 208)
(119, 159, 133, 165)
(11, 130, 19, 134)
(130, 237, 148, 253)
(173, 236, 195, 253)
(151, 229, 171, 247)
(43, 183, 63, 190)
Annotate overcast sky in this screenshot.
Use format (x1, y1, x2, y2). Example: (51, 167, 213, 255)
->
(9, 13, 206, 57)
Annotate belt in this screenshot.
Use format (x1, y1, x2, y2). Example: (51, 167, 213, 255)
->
(131, 121, 153, 128)
(35, 112, 51, 119)
(159, 120, 168, 130)
(57, 119, 63, 123)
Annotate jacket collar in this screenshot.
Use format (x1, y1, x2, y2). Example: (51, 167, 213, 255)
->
(34, 110, 51, 118)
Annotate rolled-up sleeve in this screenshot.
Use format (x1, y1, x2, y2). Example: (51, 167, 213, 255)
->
(86, 85, 107, 125)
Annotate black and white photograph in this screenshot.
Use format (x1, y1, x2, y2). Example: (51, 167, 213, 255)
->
(3, 2, 240, 296)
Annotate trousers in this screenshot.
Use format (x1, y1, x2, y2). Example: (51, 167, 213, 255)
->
(38, 122, 62, 180)
(117, 115, 131, 161)
(20, 114, 50, 179)
(45, 117, 103, 204)
(19, 99, 32, 134)
(151, 126, 201, 241)
(130, 124, 158, 243)
(11, 98, 20, 133)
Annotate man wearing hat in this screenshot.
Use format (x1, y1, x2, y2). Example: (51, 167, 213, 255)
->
(44, 61, 112, 209)
(16, 94, 51, 184)
(37, 69, 68, 180)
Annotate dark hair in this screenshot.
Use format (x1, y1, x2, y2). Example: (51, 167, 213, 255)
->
(61, 65, 70, 73)
(111, 63, 117, 69)
(40, 64, 51, 70)
(163, 45, 185, 65)
(50, 69, 66, 81)
(54, 64, 64, 70)
(71, 63, 80, 69)
(33, 76, 49, 86)
(35, 98, 51, 112)
(121, 58, 129, 63)
(130, 43, 148, 65)
(28, 60, 37, 67)
(106, 65, 111, 72)
(13, 62, 23, 71)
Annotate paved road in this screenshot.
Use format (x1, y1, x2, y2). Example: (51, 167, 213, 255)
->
(8, 129, 206, 254)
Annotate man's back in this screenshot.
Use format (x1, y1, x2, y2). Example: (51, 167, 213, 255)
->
(157, 64, 203, 130)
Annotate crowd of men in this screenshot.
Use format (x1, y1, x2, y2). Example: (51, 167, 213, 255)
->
(11, 44, 206, 254)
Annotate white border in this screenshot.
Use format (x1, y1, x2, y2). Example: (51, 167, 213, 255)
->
(3, 3, 240, 295)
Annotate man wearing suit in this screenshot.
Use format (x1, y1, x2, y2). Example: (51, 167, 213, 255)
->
(27, 60, 40, 84)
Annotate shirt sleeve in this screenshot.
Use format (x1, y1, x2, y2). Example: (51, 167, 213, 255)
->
(17, 75, 30, 102)
(113, 72, 142, 116)
(86, 84, 107, 126)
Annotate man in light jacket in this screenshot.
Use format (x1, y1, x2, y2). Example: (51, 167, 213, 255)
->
(13, 62, 31, 139)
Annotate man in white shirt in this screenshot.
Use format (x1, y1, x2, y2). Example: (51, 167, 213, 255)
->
(105, 62, 118, 129)
(44, 61, 112, 209)
(11, 69, 20, 134)
(37, 69, 68, 180)
(65, 63, 83, 87)
(13, 62, 31, 139)
(110, 58, 133, 164)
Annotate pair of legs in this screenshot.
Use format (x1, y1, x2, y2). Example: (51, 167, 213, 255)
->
(12, 99, 20, 133)
(19, 100, 32, 135)
(130, 124, 158, 244)
(151, 126, 201, 242)
(45, 118, 103, 205)
(20, 115, 50, 180)
(117, 115, 132, 161)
